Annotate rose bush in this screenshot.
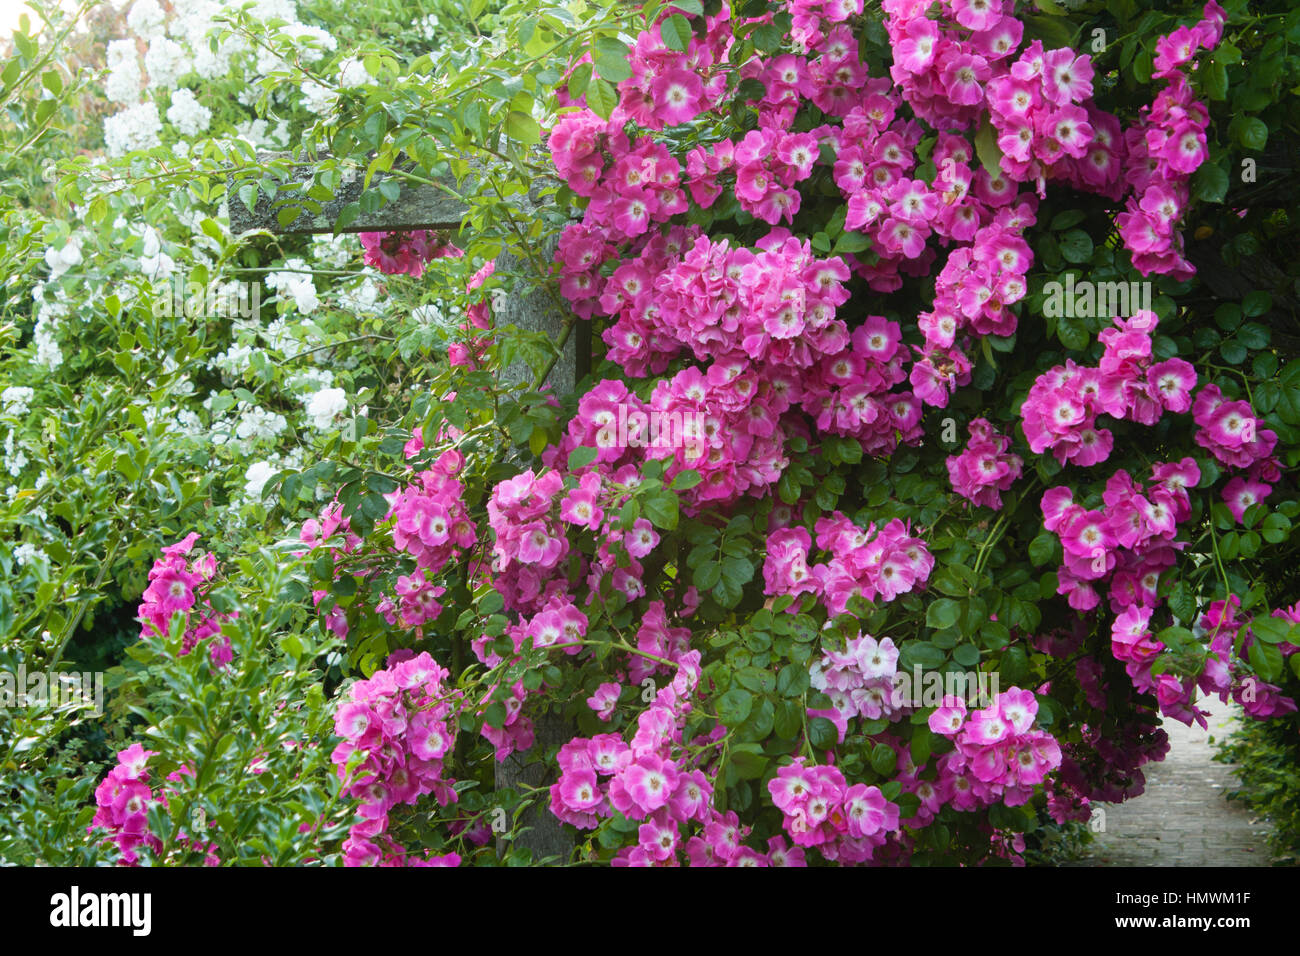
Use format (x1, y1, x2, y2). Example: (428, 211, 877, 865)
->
(4, 0, 1300, 866)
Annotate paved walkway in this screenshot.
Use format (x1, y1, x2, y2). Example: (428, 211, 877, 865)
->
(1078, 695, 1273, 866)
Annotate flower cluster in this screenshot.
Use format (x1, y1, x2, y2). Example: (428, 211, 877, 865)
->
(550, 653, 781, 866)
(137, 533, 233, 666)
(383, 451, 478, 629)
(1193, 380, 1278, 468)
(808, 632, 903, 741)
(1042, 457, 1198, 614)
(768, 759, 900, 863)
(911, 208, 1036, 410)
(945, 417, 1022, 509)
(486, 468, 572, 614)
(1116, 2, 1225, 277)
(609, 6, 736, 132)
(945, 688, 1063, 806)
(298, 501, 362, 639)
(359, 230, 461, 278)
(1188, 597, 1298, 720)
(1021, 311, 1196, 466)
(331, 651, 462, 867)
(764, 512, 933, 616)
(87, 744, 163, 865)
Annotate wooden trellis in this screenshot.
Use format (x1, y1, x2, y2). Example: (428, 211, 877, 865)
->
(228, 157, 579, 862)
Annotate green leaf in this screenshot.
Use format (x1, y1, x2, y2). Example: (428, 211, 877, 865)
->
(593, 37, 633, 83)
(1049, 210, 1086, 231)
(695, 561, 721, 590)
(1235, 117, 1268, 151)
(717, 688, 753, 725)
(926, 598, 961, 630)
(1248, 640, 1282, 682)
(904, 642, 947, 669)
(237, 183, 258, 215)
(568, 446, 598, 471)
(643, 491, 679, 530)
(1251, 617, 1293, 645)
(1169, 580, 1196, 624)
(505, 110, 540, 146)
(1261, 513, 1291, 544)
(566, 62, 592, 99)
(1059, 229, 1093, 264)
(870, 743, 897, 776)
(973, 118, 1003, 178)
(660, 13, 692, 52)
(832, 231, 872, 255)
(1242, 291, 1272, 318)
(807, 716, 838, 749)
(728, 748, 769, 780)
(1203, 60, 1227, 100)
(670, 469, 702, 490)
(1028, 531, 1057, 567)
(776, 664, 810, 698)
(586, 77, 617, 119)
(1192, 163, 1229, 204)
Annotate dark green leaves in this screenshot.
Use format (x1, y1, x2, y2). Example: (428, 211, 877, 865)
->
(926, 598, 960, 630)
(717, 688, 753, 725)
(1059, 229, 1093, 264)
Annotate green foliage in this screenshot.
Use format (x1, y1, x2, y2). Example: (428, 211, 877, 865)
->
(1216, 709, 1300, 863)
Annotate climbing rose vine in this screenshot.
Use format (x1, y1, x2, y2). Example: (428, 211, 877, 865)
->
(89, 0, 1300, 867)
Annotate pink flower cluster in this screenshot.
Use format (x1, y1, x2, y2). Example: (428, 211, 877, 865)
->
(1190, 384, 1281, 523)
(87, 744, 163, 865)
(1042, 457, 1199, 614)
(610, 6, 734, 132)
(1193, 381, 1278, 464)
(381, 451, 478, 630)
(1115, 3, 1225, 277)
(1021, 311, 1196, 466)
(800, 318, 924, 456)
(768, 759, 900, 862)
(486, 468, 571, 613)
(359, 230, 461, 278)
(551, 652, 787, 866)
(943, 687, 1063, 806)
(1191, 597, 1297, 720)
(331, 651, 462, 867)
(945, 417, 1022, 509)
(298, 501, 362, 640)
(653, 231, 852, 368)
(884, 0, 1029, 126)
(88, 746, 219, 865)
(764, 512, 933, 616)
(808, 632, 903, 741)
(138, 533, 233, 666)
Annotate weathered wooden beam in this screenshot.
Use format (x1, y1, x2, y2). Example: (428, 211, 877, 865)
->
(227, 154, 470, 235)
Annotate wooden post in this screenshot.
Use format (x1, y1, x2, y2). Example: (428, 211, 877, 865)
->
(228, 157, 580, 863)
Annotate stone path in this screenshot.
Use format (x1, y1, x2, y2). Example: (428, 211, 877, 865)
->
(1078, 694, 1273, 866)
